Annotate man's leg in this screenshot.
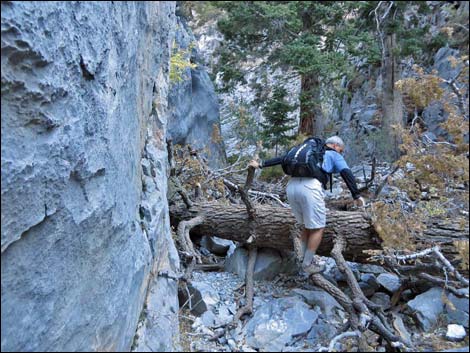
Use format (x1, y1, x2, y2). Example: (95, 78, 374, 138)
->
(300, 228, 308, 256)
(306, 228, 324, 253)
(302, 227, 325, 272)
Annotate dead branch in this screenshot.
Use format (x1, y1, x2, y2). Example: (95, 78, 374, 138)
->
(233, 246, 257, 322)
(318, 330, 362, 352)
(248, 190, 289, 207)
(432, 246, 469, 287)
(417, 273, 468, 298)
(358, 157, 377, 193)
(329, 234, 405, 348)
(370, 246, 469, 287)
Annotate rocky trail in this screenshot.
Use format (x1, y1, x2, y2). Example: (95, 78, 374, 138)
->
(169, 151, 469, 352)
(177, 242, 469, 352)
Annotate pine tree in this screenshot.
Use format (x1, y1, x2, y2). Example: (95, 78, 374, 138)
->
(212, 1, 375, 136)
(260, 86, 297, 156)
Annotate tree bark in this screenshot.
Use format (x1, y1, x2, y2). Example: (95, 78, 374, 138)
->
(170, 202, 469, 263)
(299, 74, 323, 136)
(381, 32, 404, 160)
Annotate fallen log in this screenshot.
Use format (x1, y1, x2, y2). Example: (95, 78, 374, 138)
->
(170, 202, 469, 263)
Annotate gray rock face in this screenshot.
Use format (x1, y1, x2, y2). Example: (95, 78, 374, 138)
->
(406, 287, 445, 331)
(167, 16, 225, 168)
(245, 297, 318, 352)
(433, 46, 463, 81)
(1, 2, 180, 352)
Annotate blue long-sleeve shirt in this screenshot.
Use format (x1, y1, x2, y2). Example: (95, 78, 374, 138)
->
(261, 150, 349, 173)
(322, 150, 349, 173)
(261, 149, 360, 198)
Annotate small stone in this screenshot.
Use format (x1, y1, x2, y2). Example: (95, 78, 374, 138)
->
(377, 273, 401, 293)
(445, 324, 466, 342)
(405, 162, 416, 172)
(199, 246, 211, 256)
(371, 292, 391, 310)
(401, 289, 414, 301)
(201, 310, 216, 327)
(183, 281, 220, 316)
(227, 339, 237, 351)
(191, 317, 203, 330)
(201, 326, 214, 336)
(358, 282, 376, 298)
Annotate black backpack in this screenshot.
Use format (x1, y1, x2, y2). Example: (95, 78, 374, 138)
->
(281, 137, 331, 189)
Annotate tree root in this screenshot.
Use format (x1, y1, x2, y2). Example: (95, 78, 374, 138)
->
(177, 215, 205, 267)
(310, 233, 410, 350)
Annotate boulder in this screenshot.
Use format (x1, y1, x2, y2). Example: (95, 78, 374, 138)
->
(377, 273, 402, 293)
(406, 287, 445, 331)
(245, 297, 318, 352)
(224, 247, 249, 278)
(224, 247, 287, 280)
(445, 293, 469, 328)
(291, 288, 343, 320)
(179, 281, 220, 316)
(1, 2, 180, 351)
(200, 235, 235, 256)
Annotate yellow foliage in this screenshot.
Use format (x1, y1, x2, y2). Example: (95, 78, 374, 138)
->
(169, 42, 197, 84)
(172, 145, 225, 201)
(211, 124, 222, 144)
(372, 61, 469, 251)
(453, 240, 469, 271)
(371, 201, 421, 251)
(395, 66, 444, 109)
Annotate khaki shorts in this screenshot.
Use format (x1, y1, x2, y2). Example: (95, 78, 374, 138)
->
(286, 177, 326, 229)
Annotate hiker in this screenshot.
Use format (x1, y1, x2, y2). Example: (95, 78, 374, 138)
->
(249, 136, 365, 274)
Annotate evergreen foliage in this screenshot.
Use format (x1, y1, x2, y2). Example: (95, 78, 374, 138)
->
(260, 86, 297, 156)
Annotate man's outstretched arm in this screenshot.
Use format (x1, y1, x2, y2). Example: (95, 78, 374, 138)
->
(339, 168, 360, 200)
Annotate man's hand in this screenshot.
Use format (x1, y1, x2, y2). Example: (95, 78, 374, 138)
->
(248, 160, 260, 169)
(354, 196, 366, 207)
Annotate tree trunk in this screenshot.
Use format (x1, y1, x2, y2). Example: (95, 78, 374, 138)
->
(170, 202, 469, 263)
(299, 74, 323, 136)
(381, 33, 404, 160)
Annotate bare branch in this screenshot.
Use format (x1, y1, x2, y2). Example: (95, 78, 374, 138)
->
(373, 165, 400, 199)
(248, 190, 289, 208)
(319, 330, 362, 352)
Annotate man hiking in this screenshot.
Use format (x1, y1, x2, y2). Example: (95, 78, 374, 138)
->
(249, 136, 365, 274)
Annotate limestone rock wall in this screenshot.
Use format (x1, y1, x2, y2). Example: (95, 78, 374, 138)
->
(1, 2, 179, 351)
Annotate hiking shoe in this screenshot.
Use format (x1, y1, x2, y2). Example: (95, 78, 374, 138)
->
(302, 255, 325, 274)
